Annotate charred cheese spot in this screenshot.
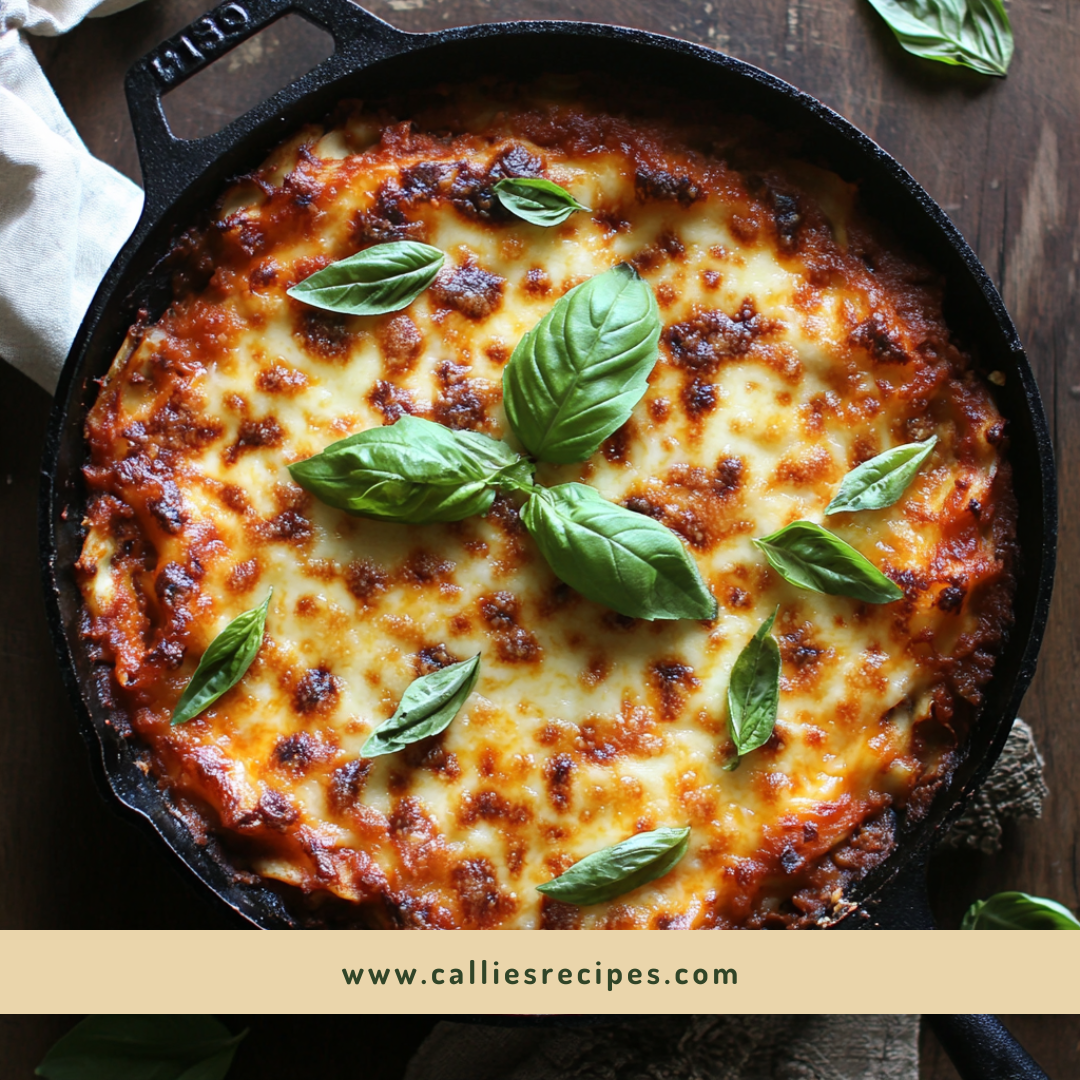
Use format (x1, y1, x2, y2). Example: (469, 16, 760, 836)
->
(430, 261, 505, 321)
(415, 643, 460, 674)
(256, 362, 310, 395)
(663, 300, 780, 373)
(378, 314, 424, 372)
(293, 666, 341, 716)
(433, 360, 499, 432)
(225, 417, 284, 464)
(478, 591, 542, 665)
(77, 83, 1016, 930)
(635, 167, 702, 206)
(544, 752, 574, 811)
(329, 758, 373, 811)
(345, 559, 388, 605)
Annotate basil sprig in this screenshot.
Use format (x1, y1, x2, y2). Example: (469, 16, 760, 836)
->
(961, 892, 1080, 930)
(521, 483, 717, 621)
(287, 240, 445, 316)
(362, 654, 480, 757)
(825, 436, 937, 515)
(726, 609, 781, 765)
(36, 1015, 246, 1080)
(864, 0, 1013, 77)
(754, 521, 903, 604)
(289, 416, 533, 523)
(494, 177, 590, 226)
(288, 261, 710, 623)
(537, 826, 691, 906)
(171, 591, 271, 726)
(503, 263, 661, 464)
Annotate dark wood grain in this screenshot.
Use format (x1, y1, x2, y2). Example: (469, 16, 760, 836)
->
(6, 1014, 1078, 1079)
(3, 0, 1079, 1050)
(1, 1014, 439, 1079)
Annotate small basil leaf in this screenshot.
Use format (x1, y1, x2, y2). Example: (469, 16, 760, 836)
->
(864, 0, 1013, 77)
(287, 240, 445, 316)
(178, 1051, 242, 1080)
(754, 521, 903, 604)
(961, 892, 1080, 930)
(493, 177, 590, 226)
(362, 654, 481, 757)
(36, 1016, 246, 1080)
(825, 436, 937, 514)
(503, 263, 661, 464)
(727, 608, 781, 761)
(171, 591, 271, 726)
(521, 483, 717, 621)
(289, 415, 533, 523)
(537, 826, 691, 906)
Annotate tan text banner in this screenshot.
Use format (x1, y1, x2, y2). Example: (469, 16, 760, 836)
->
(0, 930, 1074, 1013)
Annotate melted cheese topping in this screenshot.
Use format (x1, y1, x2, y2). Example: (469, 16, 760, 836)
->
(77, 84, 1015, 928)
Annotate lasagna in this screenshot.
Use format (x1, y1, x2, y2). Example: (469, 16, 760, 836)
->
(76, 79, 1016, 928)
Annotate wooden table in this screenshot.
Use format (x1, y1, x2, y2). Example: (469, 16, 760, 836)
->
(3, 0, 1078, 1073)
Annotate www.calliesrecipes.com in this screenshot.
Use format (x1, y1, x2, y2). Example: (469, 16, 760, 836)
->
(342, 961, 737, 991)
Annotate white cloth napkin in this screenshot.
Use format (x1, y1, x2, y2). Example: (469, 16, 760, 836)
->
(0, 0, 145, 393)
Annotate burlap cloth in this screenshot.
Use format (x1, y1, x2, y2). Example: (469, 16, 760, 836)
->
(405, 719, 1047, 1080)
(406, 1016, 919, 1080)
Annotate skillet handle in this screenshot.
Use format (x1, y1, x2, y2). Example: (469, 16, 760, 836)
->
(124, 0, 409, 207)
(926, 1015, 1050, 1080)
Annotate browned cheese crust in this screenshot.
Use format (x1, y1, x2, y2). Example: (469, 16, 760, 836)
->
(76, 80, 1017, 928)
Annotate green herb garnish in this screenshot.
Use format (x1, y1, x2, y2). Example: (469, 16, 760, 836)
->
(502, 262, 661, 464)
(961, 892, 1080, 930)
(825, 436, 937, 515)
(864, 0, 1013, 77)
(287, 240, 444, 316)
(754, 521, 903, 604)
(291, 262, 712, 623)
(493, 177, 590, 226)
(726, 609, 781, 765)
(536, 826, 691, 906)
(36, 1015, 246, 1080)
(171, 591, 271, 726)
(362, 654, 481, 757)
(521, 483, 717, 621)
(288, 416, 533, 524)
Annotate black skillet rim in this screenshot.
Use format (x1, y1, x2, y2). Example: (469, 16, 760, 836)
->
(39, 0, 1057, 930)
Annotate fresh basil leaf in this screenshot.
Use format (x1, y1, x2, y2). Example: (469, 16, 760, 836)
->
(825, 436, 937, 514)
(289, 415, 533, 523)
(287, 240, 445, 316)
(362, 653, 481, 757)
(753, 521, 903, 604)
(521, 483, 717, 621)
(171, 591, 271, 726)
(961, 892, 1080, 930)
(536, 826, 691, 906)
(726, 608, 781, 762)
(178, 1051, 242, 1080)
(503, 263, 661, 464)
(36, 1016, 246, 1080)
(493, 177, 590, 226)
(864, 0, 1013, 77)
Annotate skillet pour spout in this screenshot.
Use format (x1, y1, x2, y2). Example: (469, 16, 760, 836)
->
(40, 0, 1056, 935)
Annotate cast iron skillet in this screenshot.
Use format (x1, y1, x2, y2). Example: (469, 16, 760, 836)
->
(41, 0, 1055, 931)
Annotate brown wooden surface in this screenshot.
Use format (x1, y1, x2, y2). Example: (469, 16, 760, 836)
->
(2, 0, 1079, 1068)
(0, 1015, 441, 1080)
(2, 1014, 1077, 1079)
